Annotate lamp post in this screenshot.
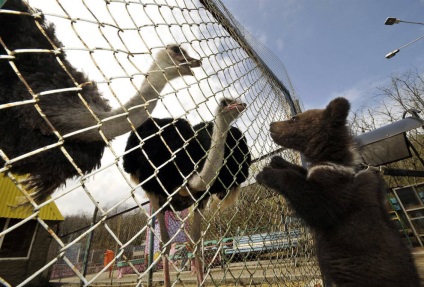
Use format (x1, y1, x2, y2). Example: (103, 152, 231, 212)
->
(385, 17, 424, 59)
(385, 17, 424, 26)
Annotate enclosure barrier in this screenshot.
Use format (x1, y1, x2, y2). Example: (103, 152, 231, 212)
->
(0, 1, 323, 286)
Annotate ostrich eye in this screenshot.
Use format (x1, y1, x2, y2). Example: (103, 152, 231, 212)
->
(170, 46, 181, 54)
(220, 98, 233, 107)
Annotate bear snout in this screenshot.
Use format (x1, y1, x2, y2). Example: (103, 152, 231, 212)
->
(270, 122, 281, 131)
(270, 121, 285, 133)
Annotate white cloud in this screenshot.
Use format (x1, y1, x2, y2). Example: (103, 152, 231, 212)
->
(276, 38, 284, 51)
(331, 87, 362, 103)
(328, 75, 392, 112)
(257, 33, 268, 46)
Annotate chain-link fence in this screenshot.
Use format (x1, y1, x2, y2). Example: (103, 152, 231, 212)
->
(0, 0, 322, 286)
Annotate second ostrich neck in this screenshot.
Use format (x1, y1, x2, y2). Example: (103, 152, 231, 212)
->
(188, 114, 232, 192)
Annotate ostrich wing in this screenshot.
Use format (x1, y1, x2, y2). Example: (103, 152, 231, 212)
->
(123, 118, 203, 195)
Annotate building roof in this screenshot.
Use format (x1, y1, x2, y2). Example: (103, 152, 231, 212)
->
(0, 174, 64, 221)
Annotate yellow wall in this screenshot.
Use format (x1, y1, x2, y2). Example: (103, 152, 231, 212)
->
(0, 173, 64, 221)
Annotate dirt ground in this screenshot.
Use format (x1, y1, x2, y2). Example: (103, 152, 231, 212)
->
(50, 258, 322, 287)
(50, 247, 424, 287)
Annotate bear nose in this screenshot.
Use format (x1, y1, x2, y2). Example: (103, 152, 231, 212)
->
(269, 122, 275, 130)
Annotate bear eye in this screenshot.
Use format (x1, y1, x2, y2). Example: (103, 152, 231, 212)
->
(290, 116, 297, 122)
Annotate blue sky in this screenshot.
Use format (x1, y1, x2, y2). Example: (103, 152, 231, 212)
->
(221, 0, 424, 111)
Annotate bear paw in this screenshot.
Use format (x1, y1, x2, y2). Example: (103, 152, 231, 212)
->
(256, 167, 282, 190)
(270, 156, 293, 169)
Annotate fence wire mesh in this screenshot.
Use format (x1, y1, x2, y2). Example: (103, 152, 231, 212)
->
(0, 0, 321, 286)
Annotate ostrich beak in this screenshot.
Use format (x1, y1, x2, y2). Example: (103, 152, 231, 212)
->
(186, 56, 202, 68)
(228, 102, 247, 112)
(174, 53, 202, 68)
(174, 53, 201, 76)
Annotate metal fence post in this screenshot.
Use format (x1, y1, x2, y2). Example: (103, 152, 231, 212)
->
(148, 207, 155, 287)
(80, 205, 99, 287)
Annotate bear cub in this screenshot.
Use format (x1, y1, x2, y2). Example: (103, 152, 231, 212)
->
(257, 97, 420, 287)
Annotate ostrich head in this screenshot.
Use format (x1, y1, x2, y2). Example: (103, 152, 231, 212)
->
(216, 98, 247, 123)
(153, 44, 202, 79)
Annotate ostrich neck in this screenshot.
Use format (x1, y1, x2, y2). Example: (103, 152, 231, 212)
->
(71, 63, 170, 142)
(100, 69, 169, 139)
(188, 115, 231, 191)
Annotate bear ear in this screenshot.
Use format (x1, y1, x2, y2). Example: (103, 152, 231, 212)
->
(323, 97, 350, 124)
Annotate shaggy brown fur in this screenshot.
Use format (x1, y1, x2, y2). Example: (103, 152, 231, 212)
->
(257, 97, 420, 287)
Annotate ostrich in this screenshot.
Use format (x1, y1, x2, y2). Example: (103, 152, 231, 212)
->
(0, 1, 201, 204)
(123, 98, 250, 286)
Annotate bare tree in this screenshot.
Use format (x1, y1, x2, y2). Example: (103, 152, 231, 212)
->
(350, 68, 424, 187)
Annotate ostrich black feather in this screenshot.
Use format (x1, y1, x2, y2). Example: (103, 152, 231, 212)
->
(0, 1, 107, 202)
(123, 118, 204, 210)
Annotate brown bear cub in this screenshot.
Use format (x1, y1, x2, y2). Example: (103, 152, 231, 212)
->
(257, 97, 420, 287)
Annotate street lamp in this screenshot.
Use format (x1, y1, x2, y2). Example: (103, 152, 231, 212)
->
(385, 17, 424, 59)
(385, 49, 399, 59)
(385, 17, 424, 26)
